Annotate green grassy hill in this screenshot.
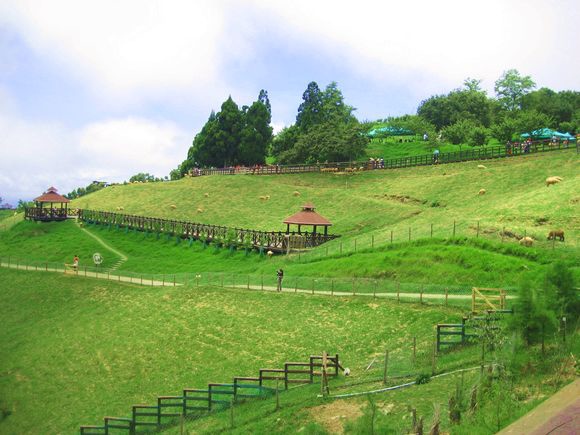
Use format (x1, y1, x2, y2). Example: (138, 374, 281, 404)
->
(1, 151, 577, 288)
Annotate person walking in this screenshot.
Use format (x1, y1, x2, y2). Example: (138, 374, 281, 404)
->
(73, 255, 79, 272)
(276, 269, 284, 292)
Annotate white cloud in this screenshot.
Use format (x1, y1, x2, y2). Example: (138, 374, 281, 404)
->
(0, 0, 232, 103)
(0, 94, 188, 202)
(255, 0, 580, 95)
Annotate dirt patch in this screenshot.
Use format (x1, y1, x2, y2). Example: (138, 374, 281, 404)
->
(309, 400, 366, 434)
(380, 194, 427, 205)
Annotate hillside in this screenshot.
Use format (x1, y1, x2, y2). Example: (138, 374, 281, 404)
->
(72, 150, 579, 245)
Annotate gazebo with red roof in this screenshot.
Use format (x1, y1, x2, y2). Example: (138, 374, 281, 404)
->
(283, 202, 332, 236)
(25, 187, 70, 221)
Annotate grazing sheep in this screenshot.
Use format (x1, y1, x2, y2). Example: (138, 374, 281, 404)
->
(259, 195, 266, 200)
(343, 367, 351, 376)
(267, 250, 274, 257)
(116, 206, 124, 211)
(169, 204, 177, 210)
(519, 236, 534, 247)
(196, 208, 203, 213)
(477, 164, 487, 169)
(478, 189, 486, 195)
(546, 176, 563, 187)
(293, 191, 301, 197)
(265, 195, 270, 200)
(547, 230, 565, 241)
(204, 192, 209, 197)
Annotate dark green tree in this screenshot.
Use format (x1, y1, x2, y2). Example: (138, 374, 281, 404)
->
(544, 261, 579, 326)
(418, 88, 492, 130)
(215, 96, 243, 166)
(511, 279, 557, 346)
(296, 81, 324, 131)
(239, 90, 273, 165)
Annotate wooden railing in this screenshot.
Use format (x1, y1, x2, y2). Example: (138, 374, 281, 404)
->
(191, 139, 576, 177)
(24, 207, 68, 221)
(78, 209, 338, 251)
(80, 353, 341, 434)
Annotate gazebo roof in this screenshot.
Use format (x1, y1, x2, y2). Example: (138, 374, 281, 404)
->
(34, 187, 70, 203)
(283, 203, 332, 226)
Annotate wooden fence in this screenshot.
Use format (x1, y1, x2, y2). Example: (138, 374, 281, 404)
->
(80, 353, 341, 434)
(192, 139, 576, 177)
(78, 209, 339, 252)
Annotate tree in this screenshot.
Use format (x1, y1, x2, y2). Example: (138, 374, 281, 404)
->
(468, 126, 490, 147)
(273, 81, 367, 163)
(442, 119, 478, 145)
(239, 90, 273, 165)
(544, 261, 579, 326)
(490, 116, 519, 143)
(494, 69, 536, 111)
(296, 81, 324, 131)
(514, 110, 553, 137)
(418, 88, 492, 130)
(463, 77, 484, 93)
(511, 279, 557, 346)
(129, 173, 155, 182)
(214, 96, 243, 166)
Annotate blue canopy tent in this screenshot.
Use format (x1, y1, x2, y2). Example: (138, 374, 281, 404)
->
(520, 128, 575, 140)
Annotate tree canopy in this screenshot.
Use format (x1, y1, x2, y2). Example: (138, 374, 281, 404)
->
(179, 91, 273, 172)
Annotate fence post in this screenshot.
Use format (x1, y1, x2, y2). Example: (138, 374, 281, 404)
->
(430, 223, 433, 238)
(261, 273, 264, 291)
(354, 239, 357, 252)
(453, 221, 456, 237)
(173, 275, 176, 287)
(420, 285, 423, 304)
(383, 350, 389, 384)
(432, 339, 437, 375)
(445, 288, 449, 306)
(331, 279, 334, 296)
(390, 230, 393, 243)
(371, 235, 374, 248)
(247, 275, 250, 290)
(477, 221, 480, 238)
(412, 337, 416, 366)
(409, 227, 411, 241)
(397, 282, 400, 303)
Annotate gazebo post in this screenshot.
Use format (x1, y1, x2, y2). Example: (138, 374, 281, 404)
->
(324, 226, 328, 236)
(298, 224, 302, 234)
(313, 225, 317, 234)
(286, 224, 290, 234)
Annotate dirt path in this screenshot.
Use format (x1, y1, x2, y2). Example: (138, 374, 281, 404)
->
(497, 378, 579, 435)
(76, 221, 128, 270)
(0, 261, 173, 286)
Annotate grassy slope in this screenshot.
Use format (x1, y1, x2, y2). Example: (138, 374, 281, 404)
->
(0, 268, 461, 433)
(0, 151, 577, 287)
(71, 151, 579, 244)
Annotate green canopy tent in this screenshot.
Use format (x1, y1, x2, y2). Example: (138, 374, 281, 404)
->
(520, 128, 575, 140)
(367, 126, 413, 138)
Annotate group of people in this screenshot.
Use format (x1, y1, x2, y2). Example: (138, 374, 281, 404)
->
(368, 157, 385, 169)
(505, 138, 534, 155)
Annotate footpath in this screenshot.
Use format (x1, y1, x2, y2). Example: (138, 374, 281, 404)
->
(497, 378, 579, 435)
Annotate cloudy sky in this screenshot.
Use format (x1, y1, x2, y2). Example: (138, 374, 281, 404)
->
(0, 0, 578, 204)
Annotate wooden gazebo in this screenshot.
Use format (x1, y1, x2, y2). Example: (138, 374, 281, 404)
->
(283, 202, 332, 236)
(25, 187, 70, 221)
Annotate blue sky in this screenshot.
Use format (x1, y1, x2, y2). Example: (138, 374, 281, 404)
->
(0, 0, 578, 205)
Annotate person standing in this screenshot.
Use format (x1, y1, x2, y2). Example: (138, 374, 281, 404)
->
(73, 255, 79, 272)
(276, 269, 284, 292)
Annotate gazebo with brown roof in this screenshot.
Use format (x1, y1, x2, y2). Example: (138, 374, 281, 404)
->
(25, 187, 70, 221)
(283, 202, 332, 236)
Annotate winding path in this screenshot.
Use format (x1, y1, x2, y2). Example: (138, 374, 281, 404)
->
(76, 221, 128, 270)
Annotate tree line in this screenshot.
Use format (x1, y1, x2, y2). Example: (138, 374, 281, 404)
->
(385, 70, 579, 147)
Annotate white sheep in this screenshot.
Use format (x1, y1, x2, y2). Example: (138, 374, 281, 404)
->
(546, 176, 563, 187)
(478, 189, 486, 195)
(519, 236, 534, 247)
(477, 164, 487, 169)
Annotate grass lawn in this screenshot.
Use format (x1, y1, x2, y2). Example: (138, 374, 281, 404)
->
(0, 267, 464, 433)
